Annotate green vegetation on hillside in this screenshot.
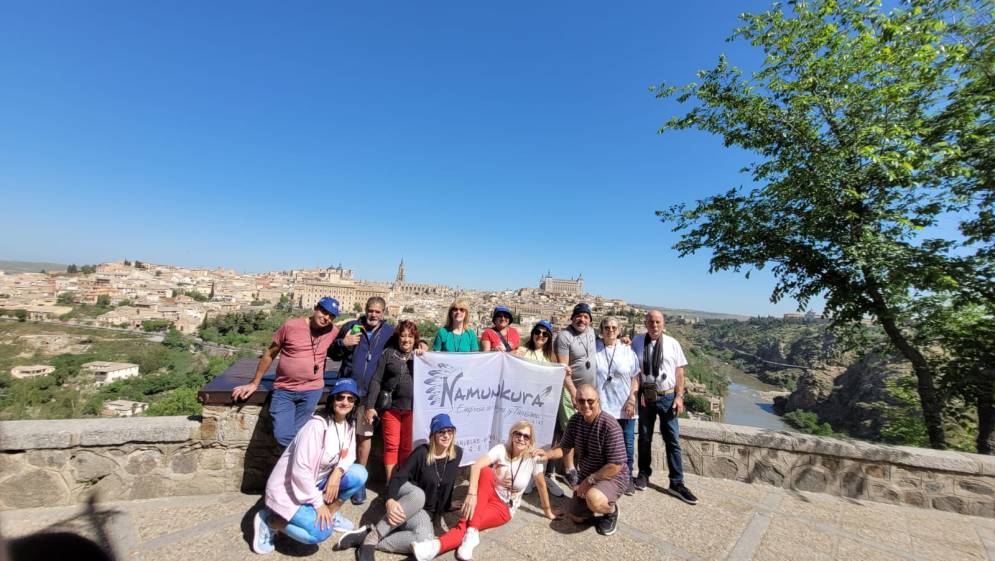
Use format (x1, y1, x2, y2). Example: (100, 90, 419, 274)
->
(198, 309, 298, 350)
(0, 322, 239, 420)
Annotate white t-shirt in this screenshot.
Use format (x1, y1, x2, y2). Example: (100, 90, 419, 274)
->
(486, 444, 543, 515)
(632, 333, 688, 392)
(317, 419, 353, 482)
(595, 341, 639, 419)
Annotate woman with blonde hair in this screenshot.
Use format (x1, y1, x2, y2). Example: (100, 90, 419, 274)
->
(411, 420, 559, 561)
(432, 299, 479, 352)
(336, 414, 463, 561)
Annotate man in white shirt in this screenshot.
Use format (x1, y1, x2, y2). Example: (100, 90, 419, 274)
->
(630, 310, 698, 505)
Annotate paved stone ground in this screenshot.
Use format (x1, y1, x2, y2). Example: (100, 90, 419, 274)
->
(3, 474, 994, 561)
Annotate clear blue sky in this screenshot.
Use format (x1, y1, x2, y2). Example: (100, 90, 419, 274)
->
(0, 0, 819, 316)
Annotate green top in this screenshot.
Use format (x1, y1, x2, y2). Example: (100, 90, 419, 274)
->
(432, 327, 480, 352)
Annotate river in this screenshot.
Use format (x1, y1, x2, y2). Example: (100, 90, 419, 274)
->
(718, 364, 791, 431)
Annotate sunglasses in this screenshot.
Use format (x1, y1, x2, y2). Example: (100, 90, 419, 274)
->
(512, 431, 532, 441)
(334, 394, 357, 403)
(532, 330, 550, 338)
(576, 398, 598, 406)
(435, 428, 455, 436)
(602, 325, 618, 331)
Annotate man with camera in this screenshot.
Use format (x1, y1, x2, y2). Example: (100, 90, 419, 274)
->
(630, 310, 698, 505)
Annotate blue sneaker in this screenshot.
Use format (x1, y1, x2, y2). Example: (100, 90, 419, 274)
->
(332, 511, 355, 533)
(350, 486, 367, 506)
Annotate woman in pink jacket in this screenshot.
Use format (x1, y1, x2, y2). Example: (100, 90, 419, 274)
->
(251, 378, 368, 554)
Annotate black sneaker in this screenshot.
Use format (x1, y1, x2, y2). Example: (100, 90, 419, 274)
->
(356, 544, 375, 561)
(335, 526, 370, 550)
(565, 469, 580, 488)
(667, 483, 699, 505)
(632, 473, 648, 491)
(595, 504, 619, 536)
(624, 477, 636, 496)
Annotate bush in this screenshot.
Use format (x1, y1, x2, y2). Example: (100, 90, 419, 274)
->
(141, 319, 173, 332)
(684, 393, 712, 414)
(783, 410, 834, 436)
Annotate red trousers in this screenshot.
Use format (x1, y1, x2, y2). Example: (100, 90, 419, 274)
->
(382, 408, 413, 466)
(438, 467, 511, 553)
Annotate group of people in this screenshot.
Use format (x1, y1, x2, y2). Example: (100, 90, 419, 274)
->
(231, 296, 698, 559)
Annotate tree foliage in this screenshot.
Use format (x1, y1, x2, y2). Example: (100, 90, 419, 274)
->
(655, 0, 993, 450)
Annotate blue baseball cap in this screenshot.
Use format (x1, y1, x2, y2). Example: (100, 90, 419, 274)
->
(316, 297, 340, 317)
(430, 413, 456, 434)
(330, 377, 359, 398)
(532, 320, 553, 333)
(492, 306, 513, 321)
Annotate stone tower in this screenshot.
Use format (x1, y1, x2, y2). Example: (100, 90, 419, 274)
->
(395, 258, 406, 284)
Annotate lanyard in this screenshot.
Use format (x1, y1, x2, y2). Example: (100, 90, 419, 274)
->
(603, 344, 618, 384)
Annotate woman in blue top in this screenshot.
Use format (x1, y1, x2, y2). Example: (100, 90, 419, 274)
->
(432, 299, 479, 352)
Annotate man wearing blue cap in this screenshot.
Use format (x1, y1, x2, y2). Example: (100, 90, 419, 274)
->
(233, 297, 341, 447)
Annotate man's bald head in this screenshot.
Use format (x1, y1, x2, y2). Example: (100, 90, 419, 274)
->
(645, 310, 665, 338)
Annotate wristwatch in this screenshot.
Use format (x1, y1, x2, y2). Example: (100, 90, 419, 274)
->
(587, 475, 597, 485)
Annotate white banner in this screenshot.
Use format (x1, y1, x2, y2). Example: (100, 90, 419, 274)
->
(412, 352, 564, 466)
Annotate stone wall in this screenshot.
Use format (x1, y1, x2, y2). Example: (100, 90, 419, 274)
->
(2, 411, 993, 517)
(675, 421, 995, 518)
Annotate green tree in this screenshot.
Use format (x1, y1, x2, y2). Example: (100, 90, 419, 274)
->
(14, 309, 27, 322)
(353, 302, 363, 313)
(417, 320, 439, 341)
(66, 264, 78, 274)
(95, 295, 112, 307)
(655, 0, 991, 449)
(124, 259, 132, 266)
(161, 328, 187, 350)
(141, 319, 173, 332)
(56, 293, 75, 306)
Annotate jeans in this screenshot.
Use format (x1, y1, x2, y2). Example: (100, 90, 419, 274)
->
(270, 388, 323, 447)
(617, 418, 636, 476)
(374, 482, 435, 553)
(637, 392, 683, 485)
(282, 464, 369, 545)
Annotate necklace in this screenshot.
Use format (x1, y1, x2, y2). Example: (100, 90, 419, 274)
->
(506, 452, 530, 508)
(603, 343, 618, 384)
(431, 452, 449, 490)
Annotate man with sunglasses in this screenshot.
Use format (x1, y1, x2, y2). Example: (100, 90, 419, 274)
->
(329, 296, 395, 505)
(630, 310, 698, 505)
(554, 302, 598, 488)
(534, 385, 627, 536)
(232, 297, 340, 448)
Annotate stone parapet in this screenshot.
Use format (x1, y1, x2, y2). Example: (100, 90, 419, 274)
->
(677, 420, 995, 518)
(1, 413, 992, 517)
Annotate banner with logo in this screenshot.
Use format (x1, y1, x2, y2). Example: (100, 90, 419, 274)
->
(412, 352, 564, 466)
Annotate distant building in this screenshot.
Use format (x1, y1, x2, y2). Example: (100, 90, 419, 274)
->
(10, 364, 55, 379)
(101, 399, 149, 417)
(83, 362, 140, 386)
(539, 271, 584, 295)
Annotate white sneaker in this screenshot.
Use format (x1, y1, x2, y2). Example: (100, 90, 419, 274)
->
(545, 474, 565, 497)
(251, 510, 275, 554)
(456, 527, 479, 560)
(411, 538, 440, 561)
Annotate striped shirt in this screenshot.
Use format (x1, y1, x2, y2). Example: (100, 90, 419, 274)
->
(560, 411, 629, 489)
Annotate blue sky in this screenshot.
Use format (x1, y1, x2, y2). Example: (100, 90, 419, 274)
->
(0, 0, 818, 316)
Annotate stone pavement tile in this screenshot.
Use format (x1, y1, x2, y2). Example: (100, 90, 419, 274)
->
(624, 497, 751, 561)
(691, 473, 769, 505)
(840, 502, 913, 533)
(910, 535, 987, 561)
(837, 540, 913, 561)
(132, 497, 255, 541)
(776, 491, 843, 526)
(753, 541, 833, 561)
(758, 514, 837, 558)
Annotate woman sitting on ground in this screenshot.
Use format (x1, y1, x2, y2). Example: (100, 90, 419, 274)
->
(432, 299, 479, 352)
(335, 414, 463, 561)
(251, 378, 368, 554)
(411, 420, 559, 561)
(365, 319, 419, 482)
(480, 306, 520, 352)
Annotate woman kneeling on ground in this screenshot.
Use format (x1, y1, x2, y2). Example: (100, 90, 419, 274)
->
(411, 420, 560, 561)
(335, 413, 463, 561)
(251, 378, 368, 554)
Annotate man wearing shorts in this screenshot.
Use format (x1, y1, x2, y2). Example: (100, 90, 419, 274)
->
(536, 384, 626, 536)
(328, 296, 394, 505)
